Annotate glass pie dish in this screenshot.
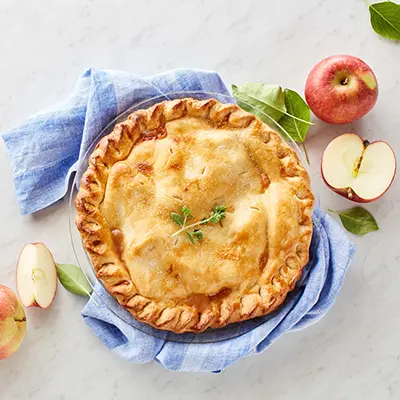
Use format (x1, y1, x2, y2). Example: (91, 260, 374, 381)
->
(69, 90, 319, 343)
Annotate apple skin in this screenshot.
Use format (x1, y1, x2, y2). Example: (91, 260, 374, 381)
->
(321, 138, 396, 203)
(321, 174, 372, 203)
(16, 242, 58, 309)
(0, 285, 26, 360)
(305, 55, 378, 124)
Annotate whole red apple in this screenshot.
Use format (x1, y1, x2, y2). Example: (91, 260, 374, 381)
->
(0, 285, 26, 360)
(305, 55, 378, 124)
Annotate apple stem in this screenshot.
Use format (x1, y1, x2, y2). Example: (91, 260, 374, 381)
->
(301, 142, 310, 165)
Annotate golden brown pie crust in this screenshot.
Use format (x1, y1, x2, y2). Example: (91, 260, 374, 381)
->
(75, 98, 314, 333)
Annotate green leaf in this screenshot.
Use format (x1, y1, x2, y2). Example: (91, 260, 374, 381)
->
(193, 229, 203, 240)
(232, 83, 286, 124)
(232, 83, 313, 160)
(213, 205, 227, 214)
(171, 212, 184, 226)
(181, 205, 192, 218)
(328, 207, 379, 235)
(56, 264, 93, 297)
(209, 205, 226, 223)
(186, 231, 195, 244)
(279, 89, 311, 143)
(369, 1, 400, 41)
(209, 216, 220, 224)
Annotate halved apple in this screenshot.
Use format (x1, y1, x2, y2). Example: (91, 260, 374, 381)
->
(16, 243, 57, 308)
(322, 133, 396, 202)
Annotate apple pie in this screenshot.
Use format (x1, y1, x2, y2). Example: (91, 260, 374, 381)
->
(75, 98, 314, 333)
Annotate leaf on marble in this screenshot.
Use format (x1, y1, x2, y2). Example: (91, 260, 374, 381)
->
(56, 263, 93, 297)
(328, 207, 379, 235)
(368, 1, 400, 41)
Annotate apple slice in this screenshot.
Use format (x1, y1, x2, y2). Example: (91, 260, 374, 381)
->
(322, 133, 396, 202)
(16, 243, 57, 308)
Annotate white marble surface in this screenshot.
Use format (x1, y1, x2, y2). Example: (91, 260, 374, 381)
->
(0, 0, 399, 398)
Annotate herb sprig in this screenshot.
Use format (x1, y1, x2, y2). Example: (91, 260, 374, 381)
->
(171, 205, 227, 243)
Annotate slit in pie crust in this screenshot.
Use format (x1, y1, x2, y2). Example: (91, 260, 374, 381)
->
(75, 98, 314, 333)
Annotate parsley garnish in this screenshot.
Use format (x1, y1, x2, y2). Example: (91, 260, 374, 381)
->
(171, 205, 226, 244)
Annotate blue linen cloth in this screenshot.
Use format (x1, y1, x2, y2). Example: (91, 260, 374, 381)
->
(2, 68, 356, 372)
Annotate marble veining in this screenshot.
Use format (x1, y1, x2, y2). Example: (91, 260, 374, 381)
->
(0, 0, 399, 398)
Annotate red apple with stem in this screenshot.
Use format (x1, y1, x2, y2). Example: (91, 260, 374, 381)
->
(305, 55, 378, 124)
